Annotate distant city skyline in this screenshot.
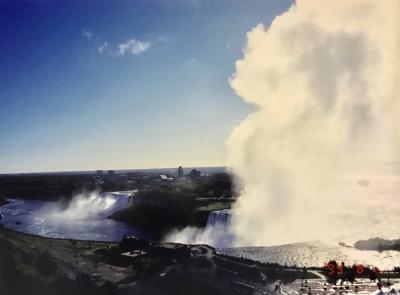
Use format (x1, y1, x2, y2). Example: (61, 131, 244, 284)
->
(0, 0, 292, 173)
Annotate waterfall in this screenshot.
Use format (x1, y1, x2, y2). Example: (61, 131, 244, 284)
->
(206, 209, 231, 228)
(0, 190, 139, 241)
(165, 208, 234, 247)
(50, 190, 137, 220)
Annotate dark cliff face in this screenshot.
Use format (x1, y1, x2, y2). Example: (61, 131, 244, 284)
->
(109, 190, 198, 239)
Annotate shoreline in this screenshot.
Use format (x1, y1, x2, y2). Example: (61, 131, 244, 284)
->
(3, 221, 400, 295)
(0, 223, 320, 295)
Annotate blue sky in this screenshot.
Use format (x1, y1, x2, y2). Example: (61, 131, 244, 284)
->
(0, 0, 292, 173)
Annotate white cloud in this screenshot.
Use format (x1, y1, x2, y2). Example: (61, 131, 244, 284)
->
(81, 28, 93, 40)
(80, 28, 152, 57)
(116, 39, 151, 56)
(98, 41, 108, 54)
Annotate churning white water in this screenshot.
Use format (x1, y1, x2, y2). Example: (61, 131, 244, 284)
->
(48, 191, 135, 220)
(0, 191, 138, 241)
(165, 209, 234, 248)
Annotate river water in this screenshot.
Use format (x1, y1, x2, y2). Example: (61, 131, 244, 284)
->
(1, 180, 400, 269)
(0, 191, 139, 241)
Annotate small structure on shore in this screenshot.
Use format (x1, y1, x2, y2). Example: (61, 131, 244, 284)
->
(119, 236, 150, 252)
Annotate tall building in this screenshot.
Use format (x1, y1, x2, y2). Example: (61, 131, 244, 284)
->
(177, 166, 184, 178)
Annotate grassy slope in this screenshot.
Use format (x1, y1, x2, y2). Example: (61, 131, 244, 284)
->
(0, 227, 119, 295)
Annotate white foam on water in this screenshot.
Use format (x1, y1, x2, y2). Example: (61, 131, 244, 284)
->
(0, 191, 138, 241)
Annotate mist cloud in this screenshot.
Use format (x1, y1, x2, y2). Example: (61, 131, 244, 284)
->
(228, 0, 400, 246)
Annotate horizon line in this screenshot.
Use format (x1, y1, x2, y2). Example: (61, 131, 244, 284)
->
(0, 165, 228, 176)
